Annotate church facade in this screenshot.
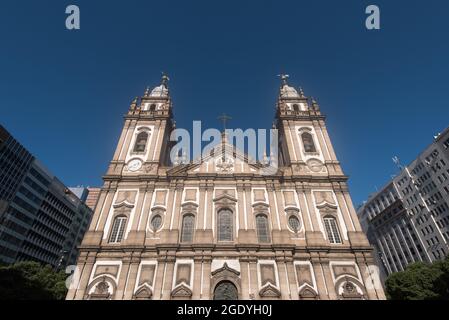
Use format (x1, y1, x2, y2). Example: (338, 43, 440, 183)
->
(66, 76, 385, 300)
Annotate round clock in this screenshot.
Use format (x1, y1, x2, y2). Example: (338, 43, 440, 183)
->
(127, 159, 142, 172)
(307, 159, 323, 173)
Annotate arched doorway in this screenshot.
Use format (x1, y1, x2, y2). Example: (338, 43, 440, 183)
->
(213, 281, 238, 300)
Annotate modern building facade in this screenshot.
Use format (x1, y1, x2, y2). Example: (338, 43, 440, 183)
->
(357, 126, 449, 277)
(67, 76, 384, 300)
(0, 125, 93, 268)
(69, 186, 89, 203)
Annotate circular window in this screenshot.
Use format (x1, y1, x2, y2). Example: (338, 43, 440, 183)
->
(151, 215, 162, 231)
(288, 215, 301, 233)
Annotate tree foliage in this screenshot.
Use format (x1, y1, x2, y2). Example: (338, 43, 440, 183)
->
(385, 256, 449, 300)
(0, 261, 67, 300)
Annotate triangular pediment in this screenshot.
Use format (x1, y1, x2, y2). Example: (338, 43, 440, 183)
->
(167, 138, 280, 177)
(259, 283, 281, 298)
(171, 284, 193, 298)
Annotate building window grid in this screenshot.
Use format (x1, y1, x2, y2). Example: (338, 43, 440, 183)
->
(109, 216, 127, 243)
(255, 214, 271, 243)
(323, 216, 342, 244)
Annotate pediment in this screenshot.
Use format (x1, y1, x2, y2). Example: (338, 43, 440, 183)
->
(211, 262, 240, 277)
(299, 285, 318, 299)
(134, 285, 153, 300)
(213, 193, 238, 204)
(166, 139, 280, 177)
(171, 284, 193, 298)
(316, 203, 338, 211)
(259, 283, 281, 298)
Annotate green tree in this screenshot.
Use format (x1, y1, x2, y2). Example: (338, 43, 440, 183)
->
(0, 261, 68, 300)
(385, 256, 449, 300)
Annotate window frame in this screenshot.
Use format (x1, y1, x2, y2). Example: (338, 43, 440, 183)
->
(180, 213, 195, 243)
(323, 215, 342, 244)
(217, 208, 234, 242)
(109, 215, 128, 243)
(255, 214, 271, 243)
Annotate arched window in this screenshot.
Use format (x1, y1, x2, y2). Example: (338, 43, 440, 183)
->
(109, 216, 127, 243)
(180, 214, 195, 243)
(323, 216, 342, 244)
(149, 104, 157, 112)
(301, 132, 316, 153)
(214, 281, 238, 300)
(288, 215, 301, 233)
(256, 214, 271, 243)
(217, 209, 233, 242)
(133, 132, 149, 153)
(292, 104, 300, 112)
(151, 215, 162, 231)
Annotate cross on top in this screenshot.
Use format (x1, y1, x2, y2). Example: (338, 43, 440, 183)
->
(218, 113, 232, 131)
(278, 74, 290, 85)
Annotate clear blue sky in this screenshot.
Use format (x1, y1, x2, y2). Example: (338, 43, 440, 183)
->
(1, 0, 448, 206)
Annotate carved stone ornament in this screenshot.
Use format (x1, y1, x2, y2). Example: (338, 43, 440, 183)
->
(171, 284, 193, 298)
(215, 156, 234, 173)
(306, 159, 324, 173)
(133, 286, 153, 300)
(211, 262, 240, 277)
(314, 191, 336, 205)
(259, 283, 281, 298)
(340, 277, 364, 300)
(299, 286, 318, 300)
(88, 277, 111, 300)
(144, 163, 156, 173)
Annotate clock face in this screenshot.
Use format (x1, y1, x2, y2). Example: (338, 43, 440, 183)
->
(127, 159, 142, 172)
(307, 159, 323, 172)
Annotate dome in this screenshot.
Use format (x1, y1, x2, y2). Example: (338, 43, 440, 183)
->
(150, 84, 169, 97)
(280, 84, 300, 98)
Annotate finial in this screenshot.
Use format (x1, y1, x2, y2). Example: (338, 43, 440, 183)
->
(311, 97, 320, 110)
(217, 113, 232, 132)
(277, 74, 290, 86)
(161, 72, 170, 88)
(130, 97, 138, 110)
(299, 87, 305, 98)
(144, 87, 151, 97)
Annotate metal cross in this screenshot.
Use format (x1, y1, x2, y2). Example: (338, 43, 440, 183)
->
(218, 113, 232, 131)
(277, 74, 290, 85)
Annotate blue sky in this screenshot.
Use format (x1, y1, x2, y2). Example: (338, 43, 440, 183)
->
(1, 0, 448, 206)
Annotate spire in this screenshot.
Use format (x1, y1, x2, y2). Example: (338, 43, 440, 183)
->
(161, 72, 170, 88)
(278, 74, 290, 87)
(129, 97, 138, 111)
(217, 113, 232, 132)
(311, 97, 320, 111)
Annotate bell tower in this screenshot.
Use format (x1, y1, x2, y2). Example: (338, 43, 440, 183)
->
(105, 74, 175, 178)
(275, 75, 343, 177)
